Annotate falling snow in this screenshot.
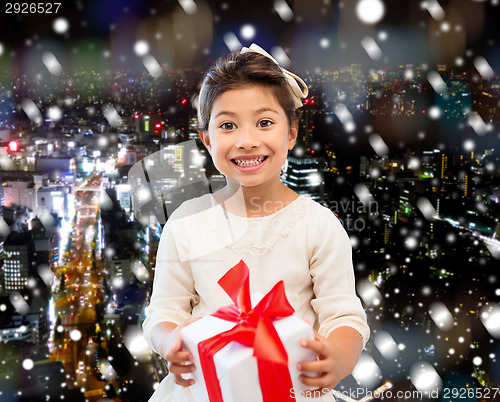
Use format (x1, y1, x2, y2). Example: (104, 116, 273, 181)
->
(361, 36, 383, 60)
(356, 0, 385, 25)
(473, 56, 495, 79)
(41, 52, 63, 76)
(334, 103, 356, 132)
(410, 361, 442, 396)
(428, 105, 442, 119)
(240, 24, 256, 40)
(0, 1, 498, 400)
(468, 111, 492, 136)
(134, 40, 150, 57)
(421, 0, 446, 21)
(427, 70, 447, 95)
(271, 46, 291, 68)
(53, 17, 69, 34)
(368, 133, 389, 157)
(21, 99, 43, 125)
(223, 32, 242, 51)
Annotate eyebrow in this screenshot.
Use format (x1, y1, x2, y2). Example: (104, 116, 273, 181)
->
(214, 108, 280, 119)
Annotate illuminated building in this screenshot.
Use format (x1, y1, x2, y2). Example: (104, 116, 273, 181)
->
(35, 156, 73, 177)
(0, 296, 49, 344)
(100, 189, 136, 289)
(421, 150, 438, 177)
(129, 141, 209, 225)
(398, 186, 413, 219)
(135, 114, 163, 139)
(32, 215, 60, 269)
(282, 156, 324, 201)
(439, 151, 449, 196)
(360, 156, 369, 178)
(3, 179, 37, 211)
(36, 185, 70, 220)
(125, 146, 139, 165)
(297, 99, 319, 152)
(2, 176, 70, 219)
(344, 64, 363, 82)
(3, 231, 34, 291)
(438, 78, 471, 120)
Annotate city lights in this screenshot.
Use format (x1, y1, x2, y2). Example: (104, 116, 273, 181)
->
(0, 1, 499, 400)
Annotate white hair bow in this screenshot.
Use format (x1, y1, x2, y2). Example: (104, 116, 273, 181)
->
(240, 43, 309, 109)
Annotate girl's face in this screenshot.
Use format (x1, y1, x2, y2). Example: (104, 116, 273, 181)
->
(200, 85, 297, 189)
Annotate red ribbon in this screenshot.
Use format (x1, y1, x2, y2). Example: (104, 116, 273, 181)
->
(198, 260, 296, 402)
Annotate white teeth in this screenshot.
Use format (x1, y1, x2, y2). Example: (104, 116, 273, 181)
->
(234, 157, 265, 166)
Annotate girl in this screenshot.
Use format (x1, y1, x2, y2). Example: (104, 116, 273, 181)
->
(143, 44, 370, 401)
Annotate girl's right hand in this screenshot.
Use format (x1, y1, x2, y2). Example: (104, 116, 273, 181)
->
(164, 318, 199, 387)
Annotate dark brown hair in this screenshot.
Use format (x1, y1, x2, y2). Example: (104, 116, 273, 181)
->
(197, 51, 302, 131)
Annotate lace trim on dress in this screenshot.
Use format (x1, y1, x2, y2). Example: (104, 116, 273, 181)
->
(224, 200, 307, 258)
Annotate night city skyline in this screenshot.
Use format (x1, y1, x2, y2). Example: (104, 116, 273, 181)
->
(0, 1, 499, 401)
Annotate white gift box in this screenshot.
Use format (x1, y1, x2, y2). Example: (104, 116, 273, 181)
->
(181, 295, 317, 402)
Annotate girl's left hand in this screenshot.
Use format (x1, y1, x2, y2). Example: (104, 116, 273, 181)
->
(297, 330, 341, 395)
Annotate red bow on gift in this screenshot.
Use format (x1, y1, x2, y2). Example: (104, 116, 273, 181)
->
(198, 260, 296, 402)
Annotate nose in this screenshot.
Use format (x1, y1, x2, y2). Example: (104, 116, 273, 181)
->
(235, 125, 259, 149)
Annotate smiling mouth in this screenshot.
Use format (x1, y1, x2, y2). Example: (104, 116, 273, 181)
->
(231, 156, 268, 167)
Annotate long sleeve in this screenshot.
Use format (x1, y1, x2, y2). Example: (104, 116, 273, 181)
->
(142, 220, 200, 354)
(307, 206, 370, 347)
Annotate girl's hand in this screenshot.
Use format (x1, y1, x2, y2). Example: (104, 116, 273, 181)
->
(296, 330, 342, 396)
(164, 318, 199, 387)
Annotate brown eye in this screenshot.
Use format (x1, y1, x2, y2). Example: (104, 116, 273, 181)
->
(258, 120, 273, 128)
(220, 122, 235, 130)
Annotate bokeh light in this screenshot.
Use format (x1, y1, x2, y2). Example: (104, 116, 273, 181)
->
(134, 40, 150, 56)
(356, 0, 386, 24)
(22, 359, 34, 370)
(410, 361, 442, 396)
(53, 17, 69, 34)
(240, 24, 256, 40)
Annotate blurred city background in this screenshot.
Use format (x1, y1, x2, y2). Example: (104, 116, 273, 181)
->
(0, 0, 499, 401)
